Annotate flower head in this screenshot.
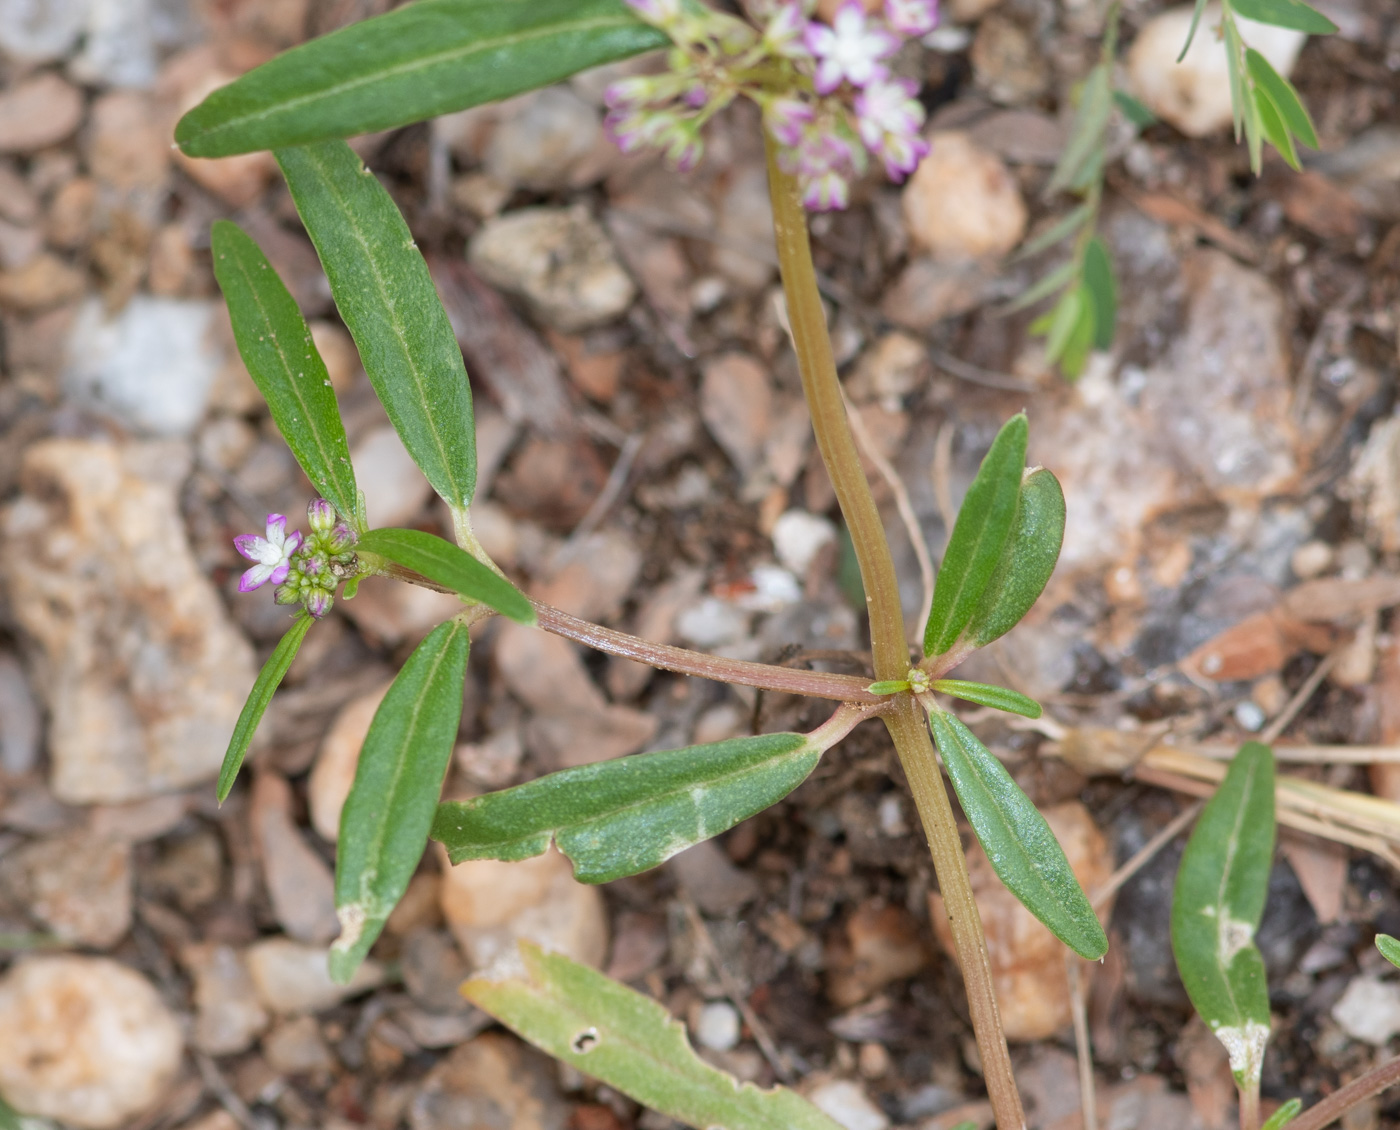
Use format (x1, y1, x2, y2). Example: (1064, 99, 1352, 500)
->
(855, 75, 930, 179)
(763, 2, 812, 57)
(884, 0, 938, 36)
(307, 497, 336, 534)
(804, 1, 899, 93)
(234, 514, 302, 592)
(762, 94, 816, 146)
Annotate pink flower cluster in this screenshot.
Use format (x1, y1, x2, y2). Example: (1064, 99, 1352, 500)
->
(607, 0, 936, 211)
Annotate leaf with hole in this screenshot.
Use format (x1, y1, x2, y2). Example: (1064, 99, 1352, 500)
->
(464, 942, 846, 1130)
(923, 414, 1028, 657)
(1082, 237, 1117, 351)
(211, 222, 359, 526)
(931, 680, 1042, 719)
(1232, 0, 1337, 33)
(928, 710, 1107, 959)
(1246, 48, 1319, 149)
(962, 467, 1065, 649)
(357, 527, 533, 624)
(219, 613, 313, 803)
(277, 141, 477, 514)
(331, 618, 470, 983)
(1171, 741, 1276, 1089)
(176, 0, 669, 158)
(433, 733, 817, 882)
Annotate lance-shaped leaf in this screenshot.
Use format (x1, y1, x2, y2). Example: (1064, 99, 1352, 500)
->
(931, 680, 1042, 720)
(1231, 0, 1337, 33)
(176, 0, 669, 158)
(277, 141, 477, 513)
(211, 222, 359, 525)
(1261, 1099, 1302, 1129)
(961, 468, 1065, 649)
(924, 414, 1028, 657)
(1082, 237, 1117, 351)
(433, 733, 816, 882)
(1246, 49, 1319, 148)
(465, 942, 846, 1130)
(357, 527, 533, 625)
(219, 613, 313, 803)
(1048, 63, 1111, 195)
(1171, 741, 1276, 1090)
(1015, 203, 1093, 261)
(1377, 934, 1400, 970)
(928, 710, 1107, 959)
(331, 619, 470, 983)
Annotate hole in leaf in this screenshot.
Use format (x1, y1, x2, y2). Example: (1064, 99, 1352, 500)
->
(571, 1027, 600, 1054)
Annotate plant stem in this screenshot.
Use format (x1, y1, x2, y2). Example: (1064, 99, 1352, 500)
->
(764, 138, 1026, 1130)
(1240, 1080, 1260, 1130)
(1286, 1056, 1400, 1130)
(534, 602, 885, 704)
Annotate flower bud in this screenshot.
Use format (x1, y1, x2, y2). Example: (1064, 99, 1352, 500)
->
(274, 582, 301, 606)
(307, 498, 336, 534)
(326, 523, 358, 554)
(305, 588, 334, 619)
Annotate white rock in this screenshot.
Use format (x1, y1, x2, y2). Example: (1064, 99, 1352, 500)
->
(484, 87, 603, 191)
(308, 682, 392, 842)
(244, 938, 385, 1015)
(807, 1079, 891, 1130)
(1333, 975, 1400, 1045)
(902, 131, 1027, 261)
(351, 425, 435, 529)
(468, 205, 636, 333)
(772, 510, 837, 577)
(0, 0, 87, 62)
(695, 1001, 741, 1052)
(0, 651, 40, 775)
(0, 956, 183, 1130)
(70, 0, 159, 88)
(676, 596, 751, 649)
(64, 297, 222, 437)
(439, 845, 609, 972)
(1127, 6, 1306, 138)
(0, 440, 257, 804)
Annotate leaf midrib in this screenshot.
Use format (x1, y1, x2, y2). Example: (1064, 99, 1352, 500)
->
(228, 240, 354, 512)
(302, 146, 466, 508)
(189, 12, 637, 146)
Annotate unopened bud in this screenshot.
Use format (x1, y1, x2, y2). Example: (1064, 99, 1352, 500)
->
(307, 498, 336, 534)
(305, 588, 334, 619)
(326, 523, 358, 553)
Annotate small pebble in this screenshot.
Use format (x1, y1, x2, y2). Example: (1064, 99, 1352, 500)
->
(772, 510, 837, 577)
(695, 1000, 741, 1052)
(1333, 975, 1400, 1045)
(1234, 700, 1267, 732)
(807, 1079, 890, 1130)
(676, 597, 750, 649)
(1290, 540, 1334, 580)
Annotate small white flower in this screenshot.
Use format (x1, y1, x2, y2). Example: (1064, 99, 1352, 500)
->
(234, 514, 302, 593)
(804, 1, 900, 93)
(885, 0, 938, 36)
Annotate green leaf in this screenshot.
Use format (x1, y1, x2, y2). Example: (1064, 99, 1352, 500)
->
(931, 680, 1042, 719)
(1253, 85, 1300, 169)
(1048, 63, 1112, 195)
(1177, 0, 1212, 61)
(277, 141, 477, 513)
(1004, 258, 1079, 314)
(1261, 1099, 1303, 1129)
(1113, 89, 1157, 128)
(1058, 294, 1097, 379)
(331, 618, 470, 983)
(924, 415, 1028, 657)
(218, 613, 313, 803)
(928, 710, 1107, 960)
(1015, 203, 1094, 260)
(465, 942, 847, 1130)
(176, 0, 669, 158)
(1232, 0, 1338, 33)
(1171, 742, 1276, 1090)
(1043, 286, 1086, 367)
(1376, 933, 1400, 970)
(211, 222, 360, 525)
(357, 527, 533, 625)
(434, 733, 816, 882)
(1082, 237, 1117, 351)
(963, 468, 1065, 648)
(1245, 48, 1320, 149)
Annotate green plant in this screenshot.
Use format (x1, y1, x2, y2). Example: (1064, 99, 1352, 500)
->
(1171, 744, 1400, 1130)
(171, 2, 1369, 1128)
(1017, 0, 1336, 377)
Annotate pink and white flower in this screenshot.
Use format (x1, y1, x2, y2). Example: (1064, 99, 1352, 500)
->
(884, 0, 938, 36)
(855, 75, 930, 178)
(804, 1, 899, 93)
(762, 95, 816, 146)
(763, 2, 811, 58)
(624, 0, 683, 27)
(234, 514, 302, 593)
